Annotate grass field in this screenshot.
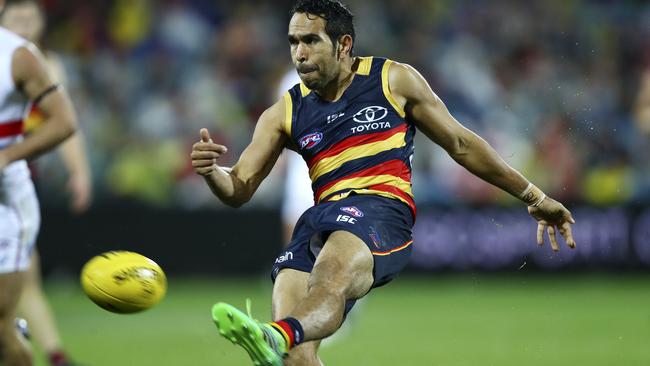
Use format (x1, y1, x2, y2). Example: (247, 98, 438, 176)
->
(32, 273, 650, 366)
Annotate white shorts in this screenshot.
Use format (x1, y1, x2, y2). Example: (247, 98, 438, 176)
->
(0, 160, 40, 274)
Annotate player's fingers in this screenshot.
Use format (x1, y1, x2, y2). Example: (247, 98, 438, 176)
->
(192, 159, 215, 168)
(191, 150, 220, 159)
(560, 222, 577, 249)
(563, 210, 576, 224)
(200, 128, 212, 143)
(537, 221, 547, 246)
(547, 225, 560, 252)
(194, 142, 228, 154)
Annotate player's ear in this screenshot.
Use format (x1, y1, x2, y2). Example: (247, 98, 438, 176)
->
(337, 35, 353, 59)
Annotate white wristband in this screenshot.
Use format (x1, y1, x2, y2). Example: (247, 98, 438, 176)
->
(519, 182, 534, 200)
(532, 193, 546, 207)
(519, 182, 546, 207)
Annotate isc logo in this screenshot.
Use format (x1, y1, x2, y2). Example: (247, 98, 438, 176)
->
(336, 214, 357, 224)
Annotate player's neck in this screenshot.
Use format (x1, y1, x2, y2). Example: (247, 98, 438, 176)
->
(316, 57, 358, 102)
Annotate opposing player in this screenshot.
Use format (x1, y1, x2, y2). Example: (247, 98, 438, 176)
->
(0, 2, 91, 365)
(192, 1, 576, 365)
(0, 0, 78, 364)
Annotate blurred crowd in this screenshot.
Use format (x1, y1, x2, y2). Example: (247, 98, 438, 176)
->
(31, 0, 650, 208)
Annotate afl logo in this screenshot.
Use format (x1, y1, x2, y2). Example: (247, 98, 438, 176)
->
(340, 206, 364, 218)
(353, 106, 388, 123)
(299, 132, 323, 149)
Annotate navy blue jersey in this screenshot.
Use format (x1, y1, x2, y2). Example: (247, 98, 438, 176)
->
(282, 57, 416, 215)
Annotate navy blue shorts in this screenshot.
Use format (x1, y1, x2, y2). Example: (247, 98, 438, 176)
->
(271, 194, 414, 314)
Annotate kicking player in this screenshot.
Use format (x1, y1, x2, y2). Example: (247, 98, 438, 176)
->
(0, 0, 78, 364)
(0, 1, 91, 365)
(191, 1, 576, 365)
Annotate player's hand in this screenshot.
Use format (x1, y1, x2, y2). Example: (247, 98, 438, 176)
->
(67, 172, 92, 214)
(191, 128, 228, 176)
(527, 197, 576, 252)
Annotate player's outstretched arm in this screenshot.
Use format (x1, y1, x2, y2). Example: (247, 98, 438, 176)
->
(191, 99, 287, 207)
(388, 61, 576, 251)
(0, 44, 77, 169)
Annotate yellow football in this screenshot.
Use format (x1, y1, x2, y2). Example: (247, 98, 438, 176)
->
(80, 251, 167, 314)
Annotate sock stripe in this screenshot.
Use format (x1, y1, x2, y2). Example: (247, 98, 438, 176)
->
(270, 322, 294, 347)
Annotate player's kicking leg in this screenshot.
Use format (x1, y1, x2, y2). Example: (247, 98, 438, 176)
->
(212, 230, 373, 365)
(272, 269, 322, 366)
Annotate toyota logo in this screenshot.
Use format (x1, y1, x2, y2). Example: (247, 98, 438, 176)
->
(353, 106, 388, 123)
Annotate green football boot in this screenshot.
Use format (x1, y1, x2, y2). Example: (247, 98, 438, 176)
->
(211, 301, 287, 366)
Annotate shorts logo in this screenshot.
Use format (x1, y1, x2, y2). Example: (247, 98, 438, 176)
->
(298, 132, 323, 149)
(340, 206, 364, 218)
(353, 106, 388, 123)
(336, 215, 357, 224)
(275, 251, 294, 264)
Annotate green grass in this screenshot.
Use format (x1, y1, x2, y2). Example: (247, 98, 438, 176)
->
(34, 274, 650, 366)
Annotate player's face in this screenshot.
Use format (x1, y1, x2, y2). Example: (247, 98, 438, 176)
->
(0, 3, 44, 42)
(288, 12, 340, 90)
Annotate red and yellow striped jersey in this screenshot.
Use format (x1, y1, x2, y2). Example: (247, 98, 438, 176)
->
(283, 57, 416, 217)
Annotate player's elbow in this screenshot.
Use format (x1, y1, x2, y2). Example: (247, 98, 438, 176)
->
(222, 196, 248, 208)
(447, 134, 471, 162)
(218, 182, 255, 208)
(61, 118, 77, 139)
(52, 111, 78, 141)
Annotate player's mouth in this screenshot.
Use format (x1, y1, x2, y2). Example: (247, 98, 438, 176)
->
(297, 64, 318, 75)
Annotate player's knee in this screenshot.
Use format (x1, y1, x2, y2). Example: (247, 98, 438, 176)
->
(309, 257, 372, 300)
(308, 261, 347, 295)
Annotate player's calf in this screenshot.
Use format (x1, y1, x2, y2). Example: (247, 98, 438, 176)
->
(284, 341, 323, 366)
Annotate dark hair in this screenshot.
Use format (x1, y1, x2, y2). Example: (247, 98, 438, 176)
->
(291, 0, 355, 55)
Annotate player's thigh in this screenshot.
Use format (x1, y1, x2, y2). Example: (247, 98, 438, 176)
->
(312, 230, 374, 300)
(24, 251, 41, 285)
(0, 271, 26, 330)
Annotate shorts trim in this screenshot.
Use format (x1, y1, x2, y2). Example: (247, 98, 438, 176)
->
(371, 239, 413, 256)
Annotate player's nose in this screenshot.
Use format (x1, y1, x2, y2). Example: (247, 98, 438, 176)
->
(295, 44, 308, 63)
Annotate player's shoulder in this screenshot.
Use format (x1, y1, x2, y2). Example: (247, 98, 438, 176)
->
(384, 59, 416, 78)
(385, 59, 428, 97)
(257, 97, 288, 132)
(10, 43, 48, 81)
